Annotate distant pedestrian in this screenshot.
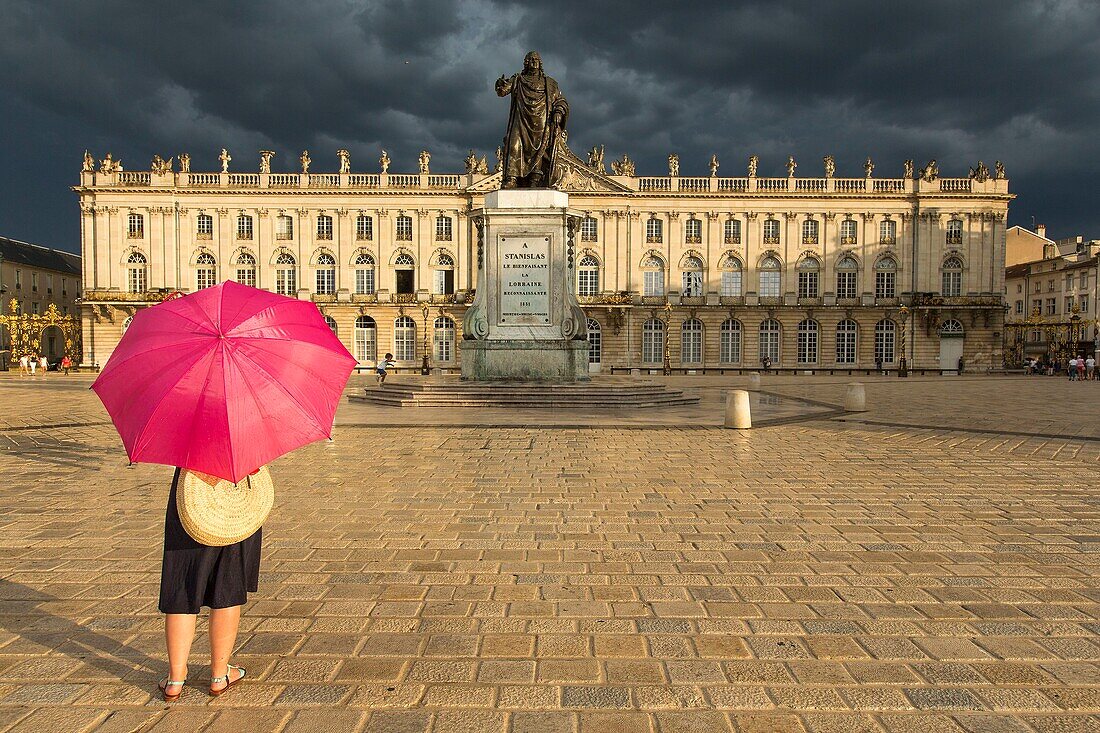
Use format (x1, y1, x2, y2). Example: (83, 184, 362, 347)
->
(1087, 356, 1096, 381)
(18, 354, 29, 376)
(39, 356, 48, 373)
(1068, 356, 1078, 381)
(761, 355, 772, 373)
(376, 353, 396, 386)
(1077, 355, 1086, 382)
(61, 355, 72, 375)
(28, 354, 37, 375)
(875, 355, 884, 375)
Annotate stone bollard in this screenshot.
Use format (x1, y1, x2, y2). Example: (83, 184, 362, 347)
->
(724, 389, 752, 429)
(844, 382, 867, 412)
(748, 372, 761, 390)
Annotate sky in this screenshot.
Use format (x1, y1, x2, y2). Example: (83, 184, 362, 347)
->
(1, 0, 1098, 254)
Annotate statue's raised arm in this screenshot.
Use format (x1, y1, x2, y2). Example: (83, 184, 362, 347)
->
(496, 51, 569, 189)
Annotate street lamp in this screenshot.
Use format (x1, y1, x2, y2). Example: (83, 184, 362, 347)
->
(662, 302, 672, 376)
(897, 304, 909, 377)
(420, 304, 431, 375)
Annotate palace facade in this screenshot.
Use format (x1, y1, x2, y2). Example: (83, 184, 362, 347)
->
(74, 152, 1012, 373)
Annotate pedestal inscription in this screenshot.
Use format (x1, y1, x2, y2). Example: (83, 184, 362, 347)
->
(498, 235, 551, 326)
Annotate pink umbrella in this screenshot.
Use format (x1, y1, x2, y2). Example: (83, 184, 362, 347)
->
(92, 280, 356, 482)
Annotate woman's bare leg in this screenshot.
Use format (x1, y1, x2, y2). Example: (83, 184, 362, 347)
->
(165, 613, 198, 687)
(208, 605, 243, 690)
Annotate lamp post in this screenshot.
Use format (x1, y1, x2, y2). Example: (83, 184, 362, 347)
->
(662, 301, 672, 376)
(420, 304, 431, 375)
(897, 304, 909, 377)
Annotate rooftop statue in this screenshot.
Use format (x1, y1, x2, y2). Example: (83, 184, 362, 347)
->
(337, 149, 350, 174)
(219, 148, 231, 173)
(823, 155, 836, 178)
(863, 156, 874, 178)
(179, 153, 191, 173)
(709, 154, 719, 177)
(587, 145, 605, 173)
(82, 150, 94, 173)
(299, 150, 311, 174)
(259, 150, 275, 174)
(668, 153, 679, 177)
(379, 150, 390, 174)
(995, 160, 1006, 179)
(747, 155, 758, 177)
(496, 51, 569, 189)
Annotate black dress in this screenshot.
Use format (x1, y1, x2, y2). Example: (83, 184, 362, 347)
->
(159, 468, 262, 614)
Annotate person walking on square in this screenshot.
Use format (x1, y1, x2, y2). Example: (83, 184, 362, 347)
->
(61, 355, 72, 375)
(1077, 355, 1086, 382)
(28, 353, 37, 376)
(39, 355, 49, 374)
(1087, 355, 1096, 381)
(17, 353, 29, 376)
(157, 467, 263, 702)
(1068, 356, 1077, 380)
(376, 352, 396, 386)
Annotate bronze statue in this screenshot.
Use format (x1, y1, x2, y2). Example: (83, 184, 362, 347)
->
(496, 51, 569, 189)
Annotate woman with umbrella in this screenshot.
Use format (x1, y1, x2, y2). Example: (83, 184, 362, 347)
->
(92, 281, 355, 701)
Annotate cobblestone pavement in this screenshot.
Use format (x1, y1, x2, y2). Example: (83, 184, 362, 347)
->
(0, 374, 1097, 732)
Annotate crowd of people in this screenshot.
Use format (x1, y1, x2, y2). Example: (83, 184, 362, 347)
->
(14, 353, 73, 375)
(1025, 355, 1097, 379)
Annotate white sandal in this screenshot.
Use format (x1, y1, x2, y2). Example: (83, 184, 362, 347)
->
(209, 663, 246, 697)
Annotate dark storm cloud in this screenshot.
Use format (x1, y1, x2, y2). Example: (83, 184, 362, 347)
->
(0, 0, 1098, 251)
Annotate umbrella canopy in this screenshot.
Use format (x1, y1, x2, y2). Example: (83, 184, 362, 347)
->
(92, 280, 356, 482)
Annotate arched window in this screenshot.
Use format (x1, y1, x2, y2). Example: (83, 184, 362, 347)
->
(879, 219, 896, 244)
(354, 252, 376, 295)
(646, 217, 662, 243)
(435, 215, 452, 241)
(122, 315, 134, 333)
(642, 254, 665, 297)
(195, 252, 217, 290)
(275, 252, 297, 295)
(432, 252, 455, 295)
(940, 319, 964, 334)
(685, 217, 702, 244)
(323, 315, 338, 334)
(840, 218, 857, 244)
(942, 256, 963, 296)
(835, 256, 858, 300)
(681, 319, 703, 364)
(874, 256, 897, 299)
(235, 252, 256, 288)
(720, 255, 742, 297)
(315, 253, 336, 294)
(796, 257, 820, 299)
(586, 318, 601, 364)
(394, 315, 416, 361)
(875, 319, 896, 363)
(237, 214, 253, 240)
(759, 256, 781, 298)
(642, 319, 665, 364)
(394, 252, 415, 294)
(763, 218, 780, 244)
(128, 213, 144, 239)
(797, 319, 819, 364)
(946, 218, 963, 245)
(316, 214, 333, 240)
(836, 319, 858, 364)
(578, 255, 600, 296)
(681, 256, 703, 297)
(433, 316, 455, 362)
(724, 219, 741, 245)
(759, 319, 780, 364)
(275, 214, 294, 240)
(196, 214, 214, 240)
(719, 319, 742, 363)
(354, 315, 377, 363)
(802, 219, 819, 245)
(126, 252, 147, 293)
(395, 214, 413, 241)
(580, 216, 598, 242)
(356, 214, 373, 241)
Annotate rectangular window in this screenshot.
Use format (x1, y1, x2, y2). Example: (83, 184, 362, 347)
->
(276, 216, 294, 240)
(836, 328, 856, 364)
(580, 217, 598, 242)
(837, 271, 857, 299)
(1065, 296, 1074, 313)
(15, 269, 21, 288)
(355, 215, 373, 240)
(1066, 275, 1074, 290)
(1081, 294, 1090, 312)
(642, 326, 663, 364)
(355, 268, 375, 295)
(946, 219, 963, 245)
(840, 219, 857, 244)
(875, 271, 896, 299)
(47, 274, 53, 293)
(763, 219, 779, 243)
(315, 268, 335, 294)
(197, 215, 213, 239)
(128, 266, 146, 293)
(1048, 280, 1054, 291)
(682, 271, 702, 296)
(879, 219, 896, 244)
(942, 271, 962, 297)
(1046, 298, 1056, 315)
(1015, 300, 1023, 314)
(720, 271, 742, 297)
(196, 268, 216, 290)
(797, 271, 819, 299)
(1081, 273, 1089, 288)
(759, 271, 781, 298)
(433, 269, 454, 295)
(396, 216, 413, 241)
(646, 218, 662, 243)
(32, 273, 39, 291)
(578, 269, 599, 296)
(720, 325, 741, 363)
(394, 326, 416, 361)
(724, 219, 741, 244)
(128, 213, 144, 238)
(276, 268, 296, 296)
(643, 270, 664, 297)
(685, 219, 701, 244)
(435, 216, 452, 241)
(797, 327, 818, 364)
(236, 266, 256, 288)
(316, 215, 333, 240)
(237, 215, 253, 240)
(875, 326, 896, 364)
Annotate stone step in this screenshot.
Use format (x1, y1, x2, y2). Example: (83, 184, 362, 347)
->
(348, 381, 700, 409)
(349, 395, 700, 409)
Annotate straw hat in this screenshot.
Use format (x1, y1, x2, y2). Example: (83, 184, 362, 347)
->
(177, 466, 274, 546)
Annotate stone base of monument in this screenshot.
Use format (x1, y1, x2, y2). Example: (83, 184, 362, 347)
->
(459, 339, 589, 382)
(349, 379, 699, 409)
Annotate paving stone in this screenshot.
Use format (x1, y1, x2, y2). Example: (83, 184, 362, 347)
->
(5, 708, 106, 733)
(562, 685, 631, 709)
(511, 711, 576, 733)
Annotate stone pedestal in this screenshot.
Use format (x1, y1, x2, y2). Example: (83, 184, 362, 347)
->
(460, 189, 589, 382)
